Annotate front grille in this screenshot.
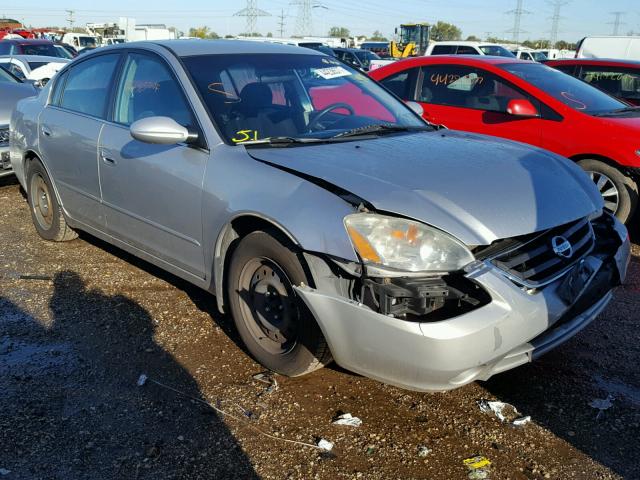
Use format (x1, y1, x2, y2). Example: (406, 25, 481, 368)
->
(0, 127, 9, 146)
(487, 217, 595, 288)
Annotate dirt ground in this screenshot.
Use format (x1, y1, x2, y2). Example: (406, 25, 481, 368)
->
(1, 176, 639, 480)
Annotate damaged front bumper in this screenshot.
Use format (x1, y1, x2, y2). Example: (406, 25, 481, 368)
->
(296, 214, 630, 392)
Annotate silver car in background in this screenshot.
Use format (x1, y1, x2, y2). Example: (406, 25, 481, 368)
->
(1, 66, 37, 177)
(10, 40, 630, 391)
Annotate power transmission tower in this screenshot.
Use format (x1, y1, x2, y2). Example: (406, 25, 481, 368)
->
(608, 11, 625, 35)
(548, 0, 569, 46)
(234, 0, 270, 36)
(277, 9, 286, 37)
(65, 9, 75, 29)
(291, 0, 326, 37)
(506, 0, 530, 44)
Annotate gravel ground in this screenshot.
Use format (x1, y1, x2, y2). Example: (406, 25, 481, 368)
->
(1, 176, 639, 480)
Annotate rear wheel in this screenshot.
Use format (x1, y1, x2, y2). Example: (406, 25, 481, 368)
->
(578, 159, 638, 224)
(27, 160, 77, 241)
(227, 230, 332, 376)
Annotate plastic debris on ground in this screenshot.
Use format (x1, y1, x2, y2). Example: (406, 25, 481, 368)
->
(463, 455, 492, 479)
(417, 445, 432, 458)
(252, 372, 279, 396)
(136, 374, 148, 387)
(0, 469, 11, 476)
(317, 438, 334, 451)
(478, 399, 531, 427)
(332, 413, 362, 427)
(589, 394, 614, 420)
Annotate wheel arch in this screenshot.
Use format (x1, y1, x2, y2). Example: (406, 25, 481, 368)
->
(23, 150, 65, 206)
(213, 213, 303, 314)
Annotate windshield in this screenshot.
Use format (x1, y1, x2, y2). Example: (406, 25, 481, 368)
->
(501, 62, 626, 114)
(183, 53, 425, 145)
(0, 66, 19, 83)
(54, 45, 74, 59)
(354, 50, 380, 68)
(20, 43, 61, 57)
(532, 51, 547, 61)
(79, 37, 97, 47)
(479, 45, 515, 57)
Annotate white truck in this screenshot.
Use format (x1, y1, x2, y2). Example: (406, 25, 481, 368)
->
(61, 32, 99, 51)
(576, 36, 640, 60)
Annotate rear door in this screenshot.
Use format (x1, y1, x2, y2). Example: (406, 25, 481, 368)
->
(98, 51, 208, 277)
(38, 52, 121, 230)
(413, 64, 544, 145)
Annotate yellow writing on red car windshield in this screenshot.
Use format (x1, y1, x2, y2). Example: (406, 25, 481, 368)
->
(232, 130, 259, 143)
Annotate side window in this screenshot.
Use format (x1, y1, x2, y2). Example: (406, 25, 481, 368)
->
(419, 65, 530, 112)
(60, 54, 120, 118)
(113, 53, 196, 129)
(8, 63, 26, 80)
(431, 45, 457, 55)
(579, 66, 640, 102)
(0, 43, 11, 55)
(379, 69, 416, 100)
(50, 70, 68, 106)
(553, 65, 576, 76)
(456, 46, 480, 55)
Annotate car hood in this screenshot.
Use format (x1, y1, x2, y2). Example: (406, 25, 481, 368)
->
(0, 82, 38, 125)
(247, 131, 603, 246)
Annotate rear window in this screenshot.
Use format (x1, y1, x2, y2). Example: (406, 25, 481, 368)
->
(431, 45, 457, 55)
(19, 43, 60, 57)
(479, 45, 515, 57)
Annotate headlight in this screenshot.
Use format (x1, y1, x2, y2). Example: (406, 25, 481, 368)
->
(344, 213, 474, 272)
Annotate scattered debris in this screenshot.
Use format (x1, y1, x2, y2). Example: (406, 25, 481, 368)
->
(589, 394, 614, 420)
(417, 445, 432, 458)
(463, 455, 492, 479)
(135, 373, 328, 451)
(252, 372, 279, 396)
(332, 413, 362, 427)
(365, 445, 377, 455)
(136, 374, 148, 387)
(19, 274, 53, 281)
(0, 469, 11, 476)
(317, 438, 334, 451)
(478, 399, 530, 427)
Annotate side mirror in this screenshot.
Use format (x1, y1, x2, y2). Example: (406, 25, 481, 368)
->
(405, 101, 424, 116)
(130, 116, 196, 145)
(506, 99, 539, 118)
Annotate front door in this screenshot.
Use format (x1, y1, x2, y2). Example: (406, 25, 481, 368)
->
(98, 51, 208, 277)
(415, 64, 544, 146)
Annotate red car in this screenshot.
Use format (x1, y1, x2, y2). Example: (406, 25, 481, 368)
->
(546, 58, 640, 106)
(370, 56, 640, 223)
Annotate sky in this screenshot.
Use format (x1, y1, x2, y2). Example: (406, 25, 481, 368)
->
(2, 0, 640, 42)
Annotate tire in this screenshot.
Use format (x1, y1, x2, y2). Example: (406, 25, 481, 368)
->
(578, 159, 638, 224)
(26, 159, 77, 242)
(227, 230, 332, 376)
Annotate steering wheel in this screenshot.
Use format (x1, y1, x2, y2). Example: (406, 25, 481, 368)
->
(308, 103, 355, 131)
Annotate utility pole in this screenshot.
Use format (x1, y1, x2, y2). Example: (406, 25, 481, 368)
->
(506, 0, 530, 44)
(234, 0, 270, 36)
(65, 9, 75, 30)
(291, 0, 326, 37)
(608, 11, 625, 36)
(277, 9, 286, 37)
(548, 0, 569, 46)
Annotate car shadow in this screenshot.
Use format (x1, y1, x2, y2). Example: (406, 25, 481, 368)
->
(0, 271, 259, 479)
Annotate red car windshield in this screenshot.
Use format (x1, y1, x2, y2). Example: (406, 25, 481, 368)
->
(502, 63, 626, 114)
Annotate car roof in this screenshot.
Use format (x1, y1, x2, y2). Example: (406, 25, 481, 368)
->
(6, 55, 69, 62)
(0, 38, 54, 45)
(430, 41, 504, 47)
(101, 39, 325, 57)
(416, 55, 526, 65)
(546, 58, 640, 68)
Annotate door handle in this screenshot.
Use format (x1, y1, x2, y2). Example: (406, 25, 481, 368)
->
(41, 126, 52, 137)
(100, 149, 116, 165)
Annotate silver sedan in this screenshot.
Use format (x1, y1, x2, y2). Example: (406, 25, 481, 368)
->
(10, 40, 630, 391)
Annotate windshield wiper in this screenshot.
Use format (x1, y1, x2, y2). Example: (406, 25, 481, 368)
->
(332, 124, 432, 139)
(593, 106, 640, 117)
(240, 136, 326, 146)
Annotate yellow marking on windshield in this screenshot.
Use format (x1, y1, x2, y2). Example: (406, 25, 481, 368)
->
(232, 130, 259, 143)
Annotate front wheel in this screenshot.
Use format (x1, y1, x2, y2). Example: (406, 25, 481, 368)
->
(578, 159, 638, 224)
(227, 230, 332, 376)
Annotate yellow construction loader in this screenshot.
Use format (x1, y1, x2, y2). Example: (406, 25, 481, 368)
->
(390, 23, 430, 58)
